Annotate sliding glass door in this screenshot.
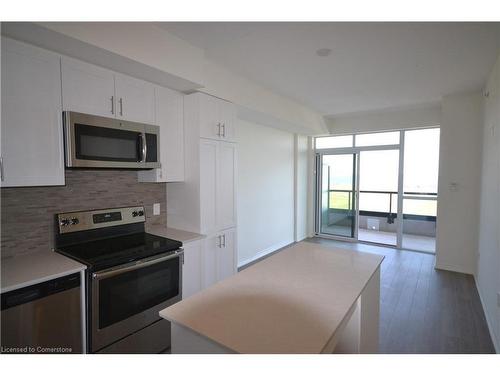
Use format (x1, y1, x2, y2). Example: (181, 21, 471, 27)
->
(315, 128, 440, 253)
(317, 153, 357, 238)
(358, 149, 400, 246)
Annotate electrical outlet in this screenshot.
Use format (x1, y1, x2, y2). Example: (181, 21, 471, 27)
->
(153, 203, 160, 216)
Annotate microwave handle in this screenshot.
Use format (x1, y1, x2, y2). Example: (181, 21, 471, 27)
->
(138, 132, 147, 162)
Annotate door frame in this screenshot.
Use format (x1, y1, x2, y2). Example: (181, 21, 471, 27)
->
(315, 150, 360, 242)
(314, 137, 402, 245)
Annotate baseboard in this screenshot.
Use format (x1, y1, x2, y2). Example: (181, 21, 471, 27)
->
(237, 239, 294, 268)
(434, 262, 474, 275)
(295, 234, 308, 242)
(473, 275, 499, 353)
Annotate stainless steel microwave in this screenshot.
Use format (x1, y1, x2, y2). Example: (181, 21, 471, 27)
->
(63, 111, 160, 169)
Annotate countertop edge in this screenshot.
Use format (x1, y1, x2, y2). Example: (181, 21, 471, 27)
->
(148, 226, 206, 244)
(1, 266, 86, 294)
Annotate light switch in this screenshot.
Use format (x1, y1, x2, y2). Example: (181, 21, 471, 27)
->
(153, 203, 160, 216)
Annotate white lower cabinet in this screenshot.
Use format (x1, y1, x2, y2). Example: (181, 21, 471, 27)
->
(203, 234, 219, 289)
(182, 240, 203, 299)
(203, 228, 237, 289)
(216, 228, 237, 281)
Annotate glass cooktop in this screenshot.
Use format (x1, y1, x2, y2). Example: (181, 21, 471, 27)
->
(56, 232, 182, 271)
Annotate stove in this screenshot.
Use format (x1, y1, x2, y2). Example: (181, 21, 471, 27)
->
(55, 206, 183, 353)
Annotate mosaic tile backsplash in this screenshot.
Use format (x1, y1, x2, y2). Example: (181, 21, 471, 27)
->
(1, 169, 167, 258)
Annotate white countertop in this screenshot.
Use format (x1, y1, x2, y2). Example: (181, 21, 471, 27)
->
(160, 241, 384, 354)
(148, 225, 205, 244)
(1, 250, 86, 293)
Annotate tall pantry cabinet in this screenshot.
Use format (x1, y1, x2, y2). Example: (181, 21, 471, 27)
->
(167, 92, 237, 288)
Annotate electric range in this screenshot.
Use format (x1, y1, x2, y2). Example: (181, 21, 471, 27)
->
(55, 206, 183, 353)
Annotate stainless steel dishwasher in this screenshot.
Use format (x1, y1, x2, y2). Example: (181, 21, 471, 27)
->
(1, 273, 82, 354)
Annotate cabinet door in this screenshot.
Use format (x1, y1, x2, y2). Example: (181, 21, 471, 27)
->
(199, 93, 222, 140)
(217, 142, 237, 230)
(138, 86, 184, 183)
(1, 38, 64, 187)
(218, 100, 236, 142)
(217, 228, 237, 282)
(203, 234, 219, 289)
(61, 57, 116, 118)
(182, 240, 202, 299)
(200, 139, 218, 234)
(115, 74, 155, 124)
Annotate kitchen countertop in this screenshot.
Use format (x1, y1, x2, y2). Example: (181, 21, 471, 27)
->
(147, 225, 205, 244)
(160, 241, 384, 354)
(1, 250, 86, 293)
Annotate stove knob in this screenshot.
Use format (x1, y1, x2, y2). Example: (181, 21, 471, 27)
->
(71, 217, 79, 225)
(60, 218, 70, 226)
(132, 211, 138, 217)
(138, 210, 144, 216)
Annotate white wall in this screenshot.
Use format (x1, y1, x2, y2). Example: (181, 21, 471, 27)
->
(477, 54, 500, 352)
(236, 119, 295, 267)
(435, 92, 483, 275)
(294, 135, 308, 241)
(327, 103, 441, 134)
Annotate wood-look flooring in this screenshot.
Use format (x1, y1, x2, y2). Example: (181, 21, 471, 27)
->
(241, 237, 496, 354)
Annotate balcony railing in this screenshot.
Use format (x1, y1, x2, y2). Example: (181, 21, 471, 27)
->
(326, 189, 437, 222)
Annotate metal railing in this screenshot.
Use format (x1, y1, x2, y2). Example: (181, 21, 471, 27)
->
(327, 189, 437, 222)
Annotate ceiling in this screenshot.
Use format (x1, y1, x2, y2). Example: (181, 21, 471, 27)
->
(158, 22, 500, 116)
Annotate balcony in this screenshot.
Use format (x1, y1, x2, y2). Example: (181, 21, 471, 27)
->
(322, 189, 437, 252)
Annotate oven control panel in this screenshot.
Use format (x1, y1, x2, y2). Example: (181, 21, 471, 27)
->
(57, 206, 145, 234)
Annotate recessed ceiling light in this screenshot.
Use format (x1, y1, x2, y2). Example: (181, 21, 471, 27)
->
(316, 48, 332, 57)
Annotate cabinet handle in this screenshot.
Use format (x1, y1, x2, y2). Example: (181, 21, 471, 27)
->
(119, 98, 123, 116)
(222, 234, 226, 248)
(217, 122, 221, 137)
(217, 235, 222, 248)
(110, 96, 115, 114)
(222, 124, 226, 138)
(0, 156, 4, 182)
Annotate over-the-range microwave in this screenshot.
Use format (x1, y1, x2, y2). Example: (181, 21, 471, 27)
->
(63, 111, 160, 169)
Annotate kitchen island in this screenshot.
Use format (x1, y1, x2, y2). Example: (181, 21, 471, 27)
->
(159, 241, 384, 354)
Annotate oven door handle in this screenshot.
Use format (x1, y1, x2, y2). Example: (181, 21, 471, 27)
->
(92, 250, 183, 280)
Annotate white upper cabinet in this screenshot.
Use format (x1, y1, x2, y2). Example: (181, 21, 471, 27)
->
(200, 139, 219, 234)
(1, 37, 65, 187)
(217, 142, 237, 230)
(61, 57, 116, 118)
(199, 139, 236, 234)
(138, 86, 184, 183)
(61, 58, 156, 125)
(114, 74, 155, 124)
(193, 93, 236, 142)
(199, 93, 221, 140)
(218, 99, 236, 142)
(167, 92, 237, 235)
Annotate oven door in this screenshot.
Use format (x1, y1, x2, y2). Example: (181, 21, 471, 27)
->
(64, 111, 160, 169)
(91, 250, 182, 352)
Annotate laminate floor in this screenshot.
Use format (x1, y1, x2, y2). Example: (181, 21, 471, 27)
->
(306, 237, 495, 353)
